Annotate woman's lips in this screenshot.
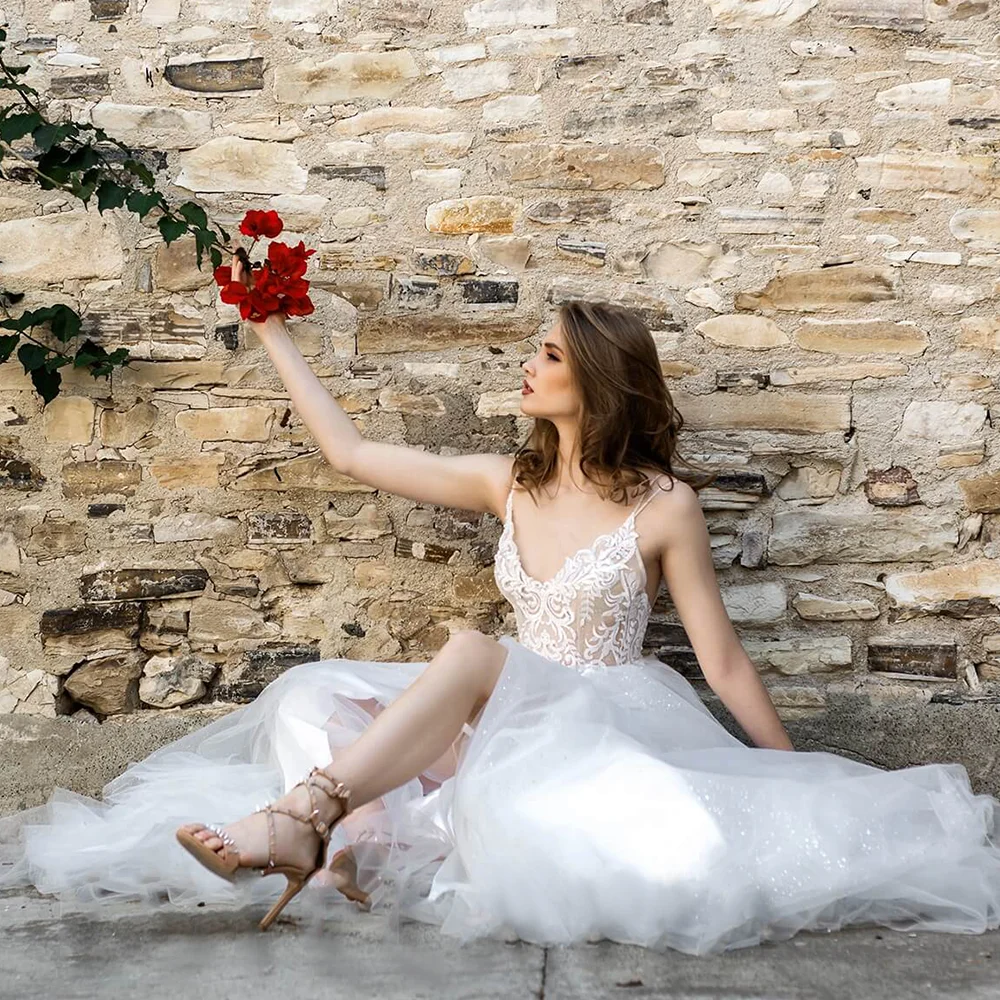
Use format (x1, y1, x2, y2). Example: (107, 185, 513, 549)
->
(521, 381, 533, 395)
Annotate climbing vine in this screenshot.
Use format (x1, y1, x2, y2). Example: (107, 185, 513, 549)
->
(0, 24, 235, 402)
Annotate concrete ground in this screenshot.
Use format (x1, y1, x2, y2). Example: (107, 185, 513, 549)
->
(1, 878, 998, 1000)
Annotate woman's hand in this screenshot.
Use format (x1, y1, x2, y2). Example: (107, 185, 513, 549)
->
(230, 251, 286, 334)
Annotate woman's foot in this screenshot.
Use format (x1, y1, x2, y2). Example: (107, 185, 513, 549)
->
(178, 774, 348, 874)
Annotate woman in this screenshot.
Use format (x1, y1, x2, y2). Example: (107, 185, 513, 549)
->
(3, 264, 999, 954)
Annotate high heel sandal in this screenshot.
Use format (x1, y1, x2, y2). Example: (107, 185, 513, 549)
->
(175, 765, 353, 931)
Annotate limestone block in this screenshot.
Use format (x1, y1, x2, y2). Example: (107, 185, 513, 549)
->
(89, 103, 213, 148)
(671, 390, 850, 433)
(885, 559, 1000, 610)
(695, 315, 789, 349)
(274, 51, 419, 104)
(897, 401, 986, 445)
(149, 453, 225, 489)
(793, 319, 928, 355)
(735, 265, 899, 312)
(99, 402, 159, 447)
(464, 0, 557, 28)
(491, 143, 665, 190)
(720, 581, 787, 622)
(42, 396, 95, 444)
(768, 509, 956, 566)
(139, 653, 218, 708)
(175, 406, 274, 442)
(0, 211, 123, 287)
(426, 196, 520, 234)
(64, 653, 144, 715)
(175, 137, 308, 194)
(700, 0, 818, 26)
(152, 513, 242, 543)
(743, 636, 852, 675)
(792, 593, 880, 621)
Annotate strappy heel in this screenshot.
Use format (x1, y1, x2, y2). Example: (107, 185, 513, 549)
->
(175, 765, 353, 931)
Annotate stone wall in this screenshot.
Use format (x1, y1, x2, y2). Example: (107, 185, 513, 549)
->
(0, 0, 999, 727)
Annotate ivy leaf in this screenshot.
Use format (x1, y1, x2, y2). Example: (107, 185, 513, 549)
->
(123, 159, 155, 188)
(32, 121, 74, 152)
(178, 202, 208, 230)
(73, 340, 109, 368)
(158, 216, 188, 244)
(0, 334, 18, 364)
(97, 179, 129, 213)
(0, 110, 43, 143)
(209, 246, 223, 269)
(48, 305, 83, 343)
(125, 190, 162, 218)
(17, 342, 49, 372)
(31, 366, 61, 404)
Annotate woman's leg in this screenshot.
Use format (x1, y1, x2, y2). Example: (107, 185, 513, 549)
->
(182, 630, 508, 870)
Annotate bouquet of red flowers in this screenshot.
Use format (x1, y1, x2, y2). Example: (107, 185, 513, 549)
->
(213, 210, 316, 322)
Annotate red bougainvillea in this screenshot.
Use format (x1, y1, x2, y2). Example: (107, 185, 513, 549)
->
(213, 210, 316, 322)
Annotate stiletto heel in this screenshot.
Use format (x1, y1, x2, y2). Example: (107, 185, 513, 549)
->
(175, 765, 354, 931)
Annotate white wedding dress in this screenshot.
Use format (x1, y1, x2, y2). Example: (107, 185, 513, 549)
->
(2, 480, 1000, 955)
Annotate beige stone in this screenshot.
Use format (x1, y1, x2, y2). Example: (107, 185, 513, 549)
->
(333, 106, 460, 136)
(154, 238, 215, 292)
(485, 27, 579, 57)
(62, 460, 142, 497)
(712, 108, 798, 131)
(720, 582, 786, 622)
(175, 406, 274, 442)
(950, 210, 1000, 246)
(642, 241, 739, 288)
(885, 559, 1000, 610)
(897, 401, 986, 446)
(232, 453, 374, 492)
(358, 314, 534, 353)
(793, 319, 928, 355)
(42, 396, 96, 444)
(464, 0, 557, 27)
(426, 196, 521, 234)
(768, 509, 956, 566)
(856, 152, 998, 196)
(0, 532, 21, 575)
(792, 593, 880, 621)
(490, 144, 665, 190)
(100, 402, 159, 447)
(150, 452, 225, 489)
(64, 653, 144, 715)
(89, 102, 213, 149)
(735, 265, 899, 312)
(27, 520, 86, 560)
(441, 62, 512, 102)
(957, 317, 1000, 351)
(382, 132, 476, 164)
(701, 0, 818, 27)
(152, 513, 242, 543)
(958, 472, 1000, 513)
(671, 390, 850, 433)
(696, 315, 788, 349)
(743, 636, 852, 675)
(0, 211, 124, 287)
(188, 596, 281, 649)
(770, 363, 907, 385)
(139, 652, 217, 708)
(274, 51, 420, 104)
(175, 137, 308, 194)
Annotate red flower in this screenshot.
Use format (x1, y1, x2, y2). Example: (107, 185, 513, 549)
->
(215, 211, 315, 322)
(239, 210, 283, 240)
(267, 240, 315, 280)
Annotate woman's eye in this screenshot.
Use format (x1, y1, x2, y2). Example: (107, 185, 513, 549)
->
(546, 352, 559, 361)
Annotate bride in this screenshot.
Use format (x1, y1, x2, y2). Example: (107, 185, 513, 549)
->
(3, 259, 999, 954)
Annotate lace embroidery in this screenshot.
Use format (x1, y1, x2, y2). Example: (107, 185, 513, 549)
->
(493, 479, 664, 671)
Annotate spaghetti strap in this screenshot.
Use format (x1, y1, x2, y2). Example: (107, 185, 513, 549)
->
(630, 475, 667, 520)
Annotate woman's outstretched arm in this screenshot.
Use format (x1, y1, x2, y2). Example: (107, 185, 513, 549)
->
(238, 258, 511, 516)
(656, 481, 795, 751)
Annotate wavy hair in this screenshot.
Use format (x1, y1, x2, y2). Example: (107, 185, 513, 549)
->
(511, 300, 717, 505)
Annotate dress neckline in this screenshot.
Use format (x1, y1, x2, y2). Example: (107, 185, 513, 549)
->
(503, 480, 655, 590)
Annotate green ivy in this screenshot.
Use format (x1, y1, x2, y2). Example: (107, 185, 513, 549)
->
(0, 24, 235, 402)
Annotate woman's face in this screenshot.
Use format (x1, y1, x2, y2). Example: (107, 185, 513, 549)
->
(520, 322, 579, 417)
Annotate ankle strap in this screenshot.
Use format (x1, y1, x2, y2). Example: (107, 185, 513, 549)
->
(304, 767, 353, 837)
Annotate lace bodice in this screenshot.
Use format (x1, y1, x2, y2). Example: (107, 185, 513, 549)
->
(493, 478, 665, 671)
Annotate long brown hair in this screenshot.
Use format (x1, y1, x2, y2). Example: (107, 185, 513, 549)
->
(511, 300, 716, 505)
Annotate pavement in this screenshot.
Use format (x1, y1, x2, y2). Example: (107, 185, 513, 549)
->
(1, 879, 998, 1000)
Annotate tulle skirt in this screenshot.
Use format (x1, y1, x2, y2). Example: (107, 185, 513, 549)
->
(2, 634, 999, 955)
